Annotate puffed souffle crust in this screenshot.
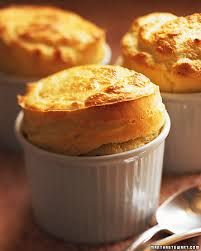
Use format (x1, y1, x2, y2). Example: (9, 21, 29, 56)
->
(18, 65, 166, 156)
(121, 12, 201, 93)
(0, 5, 105, 77)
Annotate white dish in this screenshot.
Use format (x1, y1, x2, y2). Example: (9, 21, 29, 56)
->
(15, 111, 170, 244)
(162, 92, 201, 174)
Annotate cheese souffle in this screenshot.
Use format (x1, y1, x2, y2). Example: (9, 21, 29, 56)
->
(18, 65, 166, 156)
(0, 5, 106, 78)
(121, 13, 201, 93)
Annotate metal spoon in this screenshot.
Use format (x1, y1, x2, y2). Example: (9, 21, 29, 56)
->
(125, 185, 201, 251)
(147, 227, 201, 248)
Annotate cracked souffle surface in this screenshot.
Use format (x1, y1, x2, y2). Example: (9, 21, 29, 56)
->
(18, 65, 166, 156)
(0, 5, 105, 77)
(121, 12, 201, 93)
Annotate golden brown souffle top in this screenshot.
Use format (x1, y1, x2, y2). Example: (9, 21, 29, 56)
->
(18, 65, 165, 156)
(0, 5, 106, 78)
(121, 12, 201, 93)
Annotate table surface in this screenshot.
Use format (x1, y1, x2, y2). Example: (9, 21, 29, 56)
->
(0, 150, 201, 251)
(0, 0, 201, 250)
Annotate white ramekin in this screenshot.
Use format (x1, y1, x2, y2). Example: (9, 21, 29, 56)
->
(0, 44, 111, 151)
(162, 92, 201, 174)
(15, 111, 170, 244)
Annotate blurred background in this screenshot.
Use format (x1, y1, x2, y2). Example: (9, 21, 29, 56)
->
(0, 0, 200, 61)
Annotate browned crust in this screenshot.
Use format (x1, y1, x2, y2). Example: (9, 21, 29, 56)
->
(121, 12, 201, 93)
(18, 65, 156, 111)
(18, 65, 165, 155)
(0, 5, 105, 77)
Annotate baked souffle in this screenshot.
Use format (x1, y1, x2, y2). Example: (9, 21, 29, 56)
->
(0, 5, 106, 78)
(18, 65, 166, 156)
(121, 13, 201, 93)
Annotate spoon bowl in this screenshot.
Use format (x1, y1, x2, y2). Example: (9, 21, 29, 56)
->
(156, 185, 201, 233)
(125, 185, 201, 251)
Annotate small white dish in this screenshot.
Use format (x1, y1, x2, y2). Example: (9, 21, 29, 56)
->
(162, 92, 201, 174)
(15, 111, 170, 244)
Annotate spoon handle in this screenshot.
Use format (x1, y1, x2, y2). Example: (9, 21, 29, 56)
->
(145, 228, 201, 250)
(124, 224, 165, 251)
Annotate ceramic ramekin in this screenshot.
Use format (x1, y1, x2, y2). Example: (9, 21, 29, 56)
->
(0, 44, 111, 151)
(15, 111, 170, 244)
(162, 92, 201, 174)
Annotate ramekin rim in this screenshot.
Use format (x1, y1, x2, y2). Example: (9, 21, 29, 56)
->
(0, 43, 111, 85)
(15, 111, 170, 162)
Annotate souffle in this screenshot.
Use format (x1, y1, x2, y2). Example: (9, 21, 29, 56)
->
(18, 65, 166, 156)
(0, 6, 106, 77)
(121, 13, 201, 93)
